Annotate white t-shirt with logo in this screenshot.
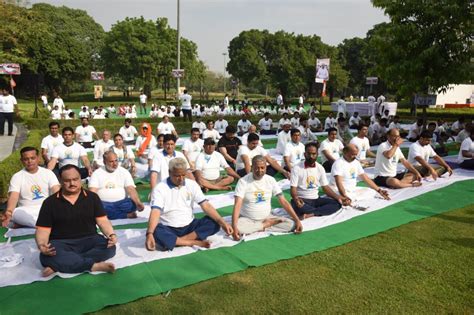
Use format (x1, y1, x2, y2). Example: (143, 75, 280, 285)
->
(75, 125, 96, 143)
(179, 93, 192, 110)
(157, 122, 175, 135)
(319, 138, 344, 164)
(111, 146, 135, 164)
(89, 166, 135, 202)
(276, 130, 291, 155)
(195, 151, 229, 180)
(330, 157, 364, 193)
(119, 126, 138, 141)
(291, 117, 300, 128)
(41, 135, 64, 160)
(278, 118, 291, 129)
(408, 141, 437, 166)
(139, 94, 147, 104)
(93, 139, 114, 165)
(192, 121, 206, 134)
(349, 116, 361, 126)
(236, 145, 268, 171)
(234, 173, 282, 220)
(308, 117, 321, 129)
(237, 120, 252, 133)
(202, 129, 221, 142)
(324, 117, 336, 130)
(151, 178, 206, 227)
(215, 119, 229, 134)
(374, 141, 405, 177)
(8, 167, 59, 208)
(284, 141, 305, 167)
(151, 150, 190, 182)
(258, 118, 273, 131)
(458, 137, 474, 162)
(182, 139, 204, 164)
(290, 161, 328, 199)
(350, 136, 371, 160)
(0, 94, 17, 113)
(51, 143, 87, 168)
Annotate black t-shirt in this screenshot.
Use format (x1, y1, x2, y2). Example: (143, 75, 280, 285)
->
(36, 189, 106, 240)
(217, 136, 242, 159)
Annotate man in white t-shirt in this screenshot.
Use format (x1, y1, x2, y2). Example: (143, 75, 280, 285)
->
(283, 128, 305, 172)
(179, 89, 193, 122)
(376, 95, 386, 115)
(215, 114, 229, 135)
(276, 92, 283, 107)
(237, 114, 252, 136)
(407, 119, 423, 142)
(194, 138, 240, 191)
(324, 112, 337, 131)
(350, 124, 376, 167)
(278, 113, 292, 130)
(349, 112, 362, 129)
(1, 147, 60, 228)
(50, 105, 62, 120)
(150, 134, 194, 189)
(182, 128, 204, 169)
(146, 158, 232, 251)
(92, 130, 114, 168)
(290, 142, 344, 218)
(276, 123, 292, 155)
(139, 91, 147, 114)
(298, 117, 318, 144)
(457, 131, 474, 169)
(407, 130, 452, 179)
(258, 112, 274, 135)
(41, 122, 64, 166)
(231, 155, 302, 240)
(336, 98, 347, 118)
(157, 115, 179, 138)
(298, 94, 304, 106)
(89, 151, 144, 220)
(52, 95, 65, 112)
(192, 116, 206, 134)
(75, 117, 99, 148)
(241, 125, 263, 147)
(202, 120, 221, 142)
(373, 128, 423, 189)
(48, 127, 92, 179)
(330, 144, 390, 204)
(308, 112, 322, 132)
(291, 112, 301, 128)
(0, 88, 17, 136)
(119, 118, 138, 145)
(367, 95, 376, 117)
(236, 133, 289, 178)
(41, 92, 48, 108)
(319, 128, 344, 172)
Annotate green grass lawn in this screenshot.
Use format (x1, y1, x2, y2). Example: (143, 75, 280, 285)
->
(95, 204, 474, 314)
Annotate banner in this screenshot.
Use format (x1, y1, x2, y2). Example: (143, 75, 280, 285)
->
(91, 71, 105, 80)
(171, 69, 185, 78)
(94, 85, 103, 99)
(315, 58, 330, 83)
(0, 63, 21, 75)
(366, 77, 378, 85)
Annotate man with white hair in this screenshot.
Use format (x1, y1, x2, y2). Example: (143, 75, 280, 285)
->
(182, 128, 204, 169)
(92, 130, 114, 169)
(231, 155, 303, 240)
(146, 158, 233, 251)
(89, 151, 144, 220)
(276, 123, 292, 155)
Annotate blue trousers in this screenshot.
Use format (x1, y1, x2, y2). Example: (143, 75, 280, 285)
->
(291, 197, 341, 216)
(40, 234, 116, 273)
(153, 216, 220, 251)
(102, 198, 137, 220)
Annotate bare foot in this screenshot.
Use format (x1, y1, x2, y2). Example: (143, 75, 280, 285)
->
(302, 213, 315, 220)
(262, 217, 283, 230)
(412, 181, 422, 187)
(42, 267, 55, 277)
(192, 240, 211, 248)
(127, 211, 137, 219)
(202, 187, 209, 193)
(221, 186, 233, 191)
(91, 262, 116, 273)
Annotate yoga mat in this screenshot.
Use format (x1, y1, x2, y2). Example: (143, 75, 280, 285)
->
(0, 179, 472, 314)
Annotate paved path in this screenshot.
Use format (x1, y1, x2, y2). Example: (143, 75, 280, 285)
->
(0, 123, 17, 162)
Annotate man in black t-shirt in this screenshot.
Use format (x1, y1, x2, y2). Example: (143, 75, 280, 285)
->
(35, 165, 117, 277)
(217, 126, 242, 170)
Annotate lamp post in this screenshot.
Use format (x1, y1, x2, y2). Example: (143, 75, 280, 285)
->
(222, 52, 227, 93)
(176, 0, 181, 97)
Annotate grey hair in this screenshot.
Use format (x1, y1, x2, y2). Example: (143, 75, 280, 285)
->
(103, 150, 117, 161)
(251, 155, 266, 167)
(169, 157, 188, 172)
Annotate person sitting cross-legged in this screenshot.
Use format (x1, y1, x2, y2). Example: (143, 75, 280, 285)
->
(145, 158, 233, 251)
(290, 142, 346, 219)
(407, 130, 453, 180)
(194, 138, 240, 192)
(1, 147, 60, 228)
(319, 128, 344, 172)
(330, 144, 391, 204)
(35, 164, 117, 277)
(457, 130, 474, 169)
(231, 155, 303, 240)
(373, 128, 423, 189)
(89, 151, 145, 220)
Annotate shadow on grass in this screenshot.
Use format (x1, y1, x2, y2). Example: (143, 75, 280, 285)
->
(443, 237, 474, 249)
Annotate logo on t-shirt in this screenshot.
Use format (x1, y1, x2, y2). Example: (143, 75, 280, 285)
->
(350, 168, 356, 179)
(31, 185, 44, 200)
(306, 176, 317, 189)
(64, 149, 72, 159)
(105, 182, 116, 189)
(254, 191, 266, 203)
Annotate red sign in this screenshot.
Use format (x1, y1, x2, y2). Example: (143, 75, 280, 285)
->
(0, 63, 21, 75)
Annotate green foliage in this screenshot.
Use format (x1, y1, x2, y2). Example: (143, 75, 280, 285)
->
(370, 0, 473, 97)
(227, 30, 349, 99)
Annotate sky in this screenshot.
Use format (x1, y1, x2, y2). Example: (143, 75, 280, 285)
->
(30, 0, 389, 73)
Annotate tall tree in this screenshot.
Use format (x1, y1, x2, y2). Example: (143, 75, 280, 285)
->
(370, 0, 473, 97)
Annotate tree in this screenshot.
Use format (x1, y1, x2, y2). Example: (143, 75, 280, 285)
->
(338, 37, 370, 95)
(370, 0, 473, 97)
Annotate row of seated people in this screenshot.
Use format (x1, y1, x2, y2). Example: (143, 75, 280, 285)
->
(2, 123, 474, 276)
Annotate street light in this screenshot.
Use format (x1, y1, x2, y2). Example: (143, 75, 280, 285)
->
(222, 52, 227, 93)
(177, 0, 181, 97)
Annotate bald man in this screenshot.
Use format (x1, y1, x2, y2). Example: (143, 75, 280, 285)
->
(330, 144, 390, 205)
